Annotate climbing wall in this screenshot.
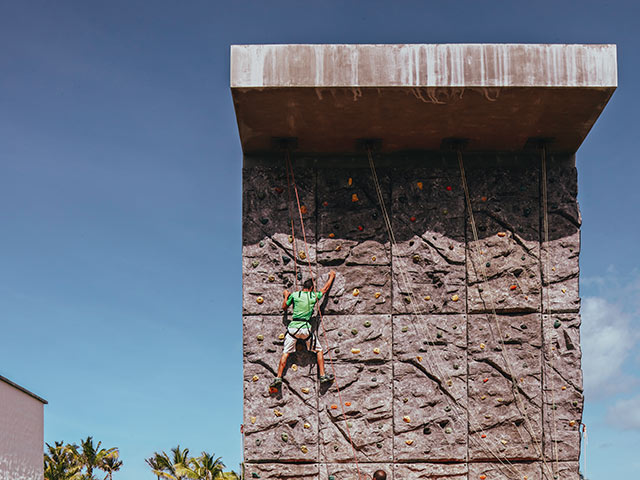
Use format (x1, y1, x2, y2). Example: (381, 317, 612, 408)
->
(242, 153, 582, 480)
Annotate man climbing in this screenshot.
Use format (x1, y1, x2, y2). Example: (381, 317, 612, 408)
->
(270, 270, 336, 390)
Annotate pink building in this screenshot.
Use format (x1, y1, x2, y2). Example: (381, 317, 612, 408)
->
(0, 375, 47, 480)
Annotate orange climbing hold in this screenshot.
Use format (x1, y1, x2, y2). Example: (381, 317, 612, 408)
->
(410, 216, 416, 222)
(331, 404, 338, 410)
(345, 402, 351, 406)
(352, 193, 359, 202)
(348, 177, 353, 186)
(480, 475, 487, 480)
(497, 232, 507, 237)
(510, 285, 517, 291)
(329, 233, 335, 238)
(300, 205, 308, 214)
(417, 181, 423, 190)
(481, 196, 487, 202)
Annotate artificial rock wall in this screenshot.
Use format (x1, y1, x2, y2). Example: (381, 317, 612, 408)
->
(242, 152, 582, 480)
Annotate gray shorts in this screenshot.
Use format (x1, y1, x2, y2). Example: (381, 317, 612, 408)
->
(283, 327, 322, 354)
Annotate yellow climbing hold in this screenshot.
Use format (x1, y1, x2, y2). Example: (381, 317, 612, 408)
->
(299, 251, 306, 260)
(268, 275, 275, 282)
(497, 232, 507, 237)
(424, 295, 431, 301)
(335, 244, 342, 251)
(569, 420, 576, 427)
(274, 409, 283, 417)
(250, 416, 257, 424)
(561, 386, 567, 391)
(278, 333, 285, 340)
(374, 292, 381, 299)
(403, 415, 411, 423)
(371, 255, 377, 261)
(481, 395, 486, 400)
(416, 356, 423, 362)
(252, 375, 259, 382)
(352, 193, 359, 202)
(348, 177, 353, 186)
(256, 296, 264, 304)
(373, 347, 381, 355)
(353, 288, 360, 296)
(451, 294, 460, 302)
(288, 235, 293, 243)
(447, 379, 452, 386)
(501, 439, 508, 445)
(561, 288, 567, 293)
(301, 387, 310, 394)
(480, 343, 486, 350)
(291, 364, 298, 371)
(405, 439, 414, 445)
(496, 397, 503, 402)
(351, 348, 361, 354)
(417, 181, 423, 190)
(304, 422, 311, 429)
(301, 445, 308, 454)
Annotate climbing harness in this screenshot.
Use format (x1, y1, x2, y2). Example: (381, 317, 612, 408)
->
(284, 149, 363, 480)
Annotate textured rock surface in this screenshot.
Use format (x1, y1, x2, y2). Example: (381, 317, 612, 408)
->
(243, 153, 583, 477)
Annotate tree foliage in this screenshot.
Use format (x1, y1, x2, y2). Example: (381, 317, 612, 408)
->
(44, 437, 121, 480)
(146, 447, 240, 480)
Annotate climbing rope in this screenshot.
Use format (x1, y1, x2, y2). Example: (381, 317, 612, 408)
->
(457, 146, 556, 480)
(285, 154, 299, 291)
(284, 150, 363, 480)
(540, 144, 561, 478)
(366, 148, 531, 480)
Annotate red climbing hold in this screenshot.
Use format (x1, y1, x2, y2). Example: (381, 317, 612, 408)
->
(481, 434, 487, 439)
(274, 187, 283, 194)
(410, 216, 416, 222)
(510, 285, 517, 291)
(323, 201, 329, 207)
(483, 378, 489, 383)
(446, 186, 452, 191)
(358, 225, 364, 231)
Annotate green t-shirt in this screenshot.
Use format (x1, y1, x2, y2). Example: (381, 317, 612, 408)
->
(286, 291, 323, 329)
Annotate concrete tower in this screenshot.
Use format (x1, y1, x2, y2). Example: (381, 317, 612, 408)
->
(232, 44, 617, 480)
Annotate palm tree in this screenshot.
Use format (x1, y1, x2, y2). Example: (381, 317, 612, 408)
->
(76, 437, 117, 480)
(175, 452, 225, 480)
(146, 446, 190, 480)
(44, 441, 81, 480)
(101, 451, 122, 480)
(145, 454, 163, 480)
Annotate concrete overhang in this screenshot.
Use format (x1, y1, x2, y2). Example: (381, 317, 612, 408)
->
(231, 44, 617, 154)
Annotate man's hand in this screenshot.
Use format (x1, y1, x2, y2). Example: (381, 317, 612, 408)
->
(282, 289, 291, 311)
(321, 271, 337, 295)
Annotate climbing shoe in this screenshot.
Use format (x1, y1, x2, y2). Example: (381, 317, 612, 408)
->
(269, 377, 283, 389)
(319, 374, 335, 384)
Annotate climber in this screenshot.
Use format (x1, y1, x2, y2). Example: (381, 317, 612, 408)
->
(270, 270, 337, 390)
(372, 469, 387, 480)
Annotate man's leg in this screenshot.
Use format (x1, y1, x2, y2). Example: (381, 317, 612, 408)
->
(276, 352, 289, 378)
(317, 350, 326, 377)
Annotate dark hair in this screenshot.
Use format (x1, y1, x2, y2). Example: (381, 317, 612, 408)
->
(373, 470, 387, 480)
(303, 279, 314, 290)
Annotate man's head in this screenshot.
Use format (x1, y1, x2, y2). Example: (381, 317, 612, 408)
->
(302, 279, 314, 290)
(373, 470, 387, 480)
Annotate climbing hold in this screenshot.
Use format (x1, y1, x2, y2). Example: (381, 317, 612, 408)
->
(412, 254, 421, 263)
(352, 193, 359, 202)
(288, 235, 293, 243)
(256, 296, 264, 304)
(345, 402, 351, 407)
(510, 285, 517, 291)
(405, 439, 414, 446)
(259, 240, 265, 248)
(300, 445, 308, 453)
(523, 207, 531, 217)
(303, 422, 310, 429)
(351, 348, 361, 354)
(453, 363, 460, 370)
(348, 177, 353, 186)
(251, 260, 259, 268)
(301, 387, 309, 394)
(337, 331, 343, 337)
(252, 375, 259, 382)
(281, 433, 288, 442)
(274, 409, 283, 417)
(403, 398, 409, 403)
(376, 442, 383, 448)
(444, 427, 452, 434)
(282, 256, 291, 265)
(357, 225, 364, 231)
(485, 262, 491, 268)
(335, 245, 341, 251)
(417, 181, 423, 190)
(554, 320, 562, 328)
(403, 415, 411, 423)
(373, 347, 380, 355)
(278, 333, 285, 340)
(256, 334, 264, 341)
(442, 209, 448, 215)
(250, 416, 256, 424)
(497, 232, 506, 237)
(449, 244, 454, 250)
(251, 472, 260, 479)
(259, 217, 269, 225)
(267, 275, 275, 283)
(562, 386, 567, 391)
(501, 439, 508, 445)
(351, 328, 358, 335)
(299, 251, 306, 260)
(404, 296, 412, 304)
(328, 233, 335, 238)
(561, 288, 567, 293)
(371, 255, 377, 261)
(481, 434, 486, 438)
(330, 404, 338, 410)
(447, 379, 453, 386)
(353, 288, 360, 297)
(410, 216, 416, 222)
(496, 397, 503, 403)
(436, 331, 443, 339)
(569, 420, 576, 427)
(416, 356, 423, 362)
(328, 476, 335, 480)
(481, 395, 486, 400)
(374, 291, 382, 299)
(300, 205, 308, 214)
(444, 406, 451, 412)
(446, 186, 452, 191)
(323, 201, 329, 207)
(401, 326, 408, 333)
(483, 378, 489, 383)
(479, 476, 487, 480)
(521, 255, 526, 261)
(451, 294, 460, 302)
(274, 187, 284, 194)
(291, 364, 298, 371)
(297, 272, 302, 280)
(424, 295, 431, 301)
(364, 321, 372, 328)
(481, 196, 487, 202)
(480, 343, 486, 350)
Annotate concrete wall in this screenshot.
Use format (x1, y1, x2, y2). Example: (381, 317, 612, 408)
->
(0, 380, 45, 480)
(242, 152, 582, 480)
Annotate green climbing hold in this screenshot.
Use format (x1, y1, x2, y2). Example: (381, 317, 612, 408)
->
(452, 325, 457, 330)
(347, 421, 353, 428)
(402, 326, 408, 333)
(453, 364, 460, 370)
(251, 260, 259, 268)
(252, 472, 261, 478)
(364, 321, 372, 328)
(436, 332, 443, 339)
(329, 476, 336, 480)
(521, 255, 526, 261)
(351, 328, 358, 335)
(259, 217, 269, 225)
(444, 427, 453, 434)
(554, 320, 562, 328)
(282, 255, 291, 265)
(281, 433, 289, 442)
(297, 272, 302, 280)
(572, 401, 579, 407)
(485, 262, 491, 268)
(523, 207, 531, 217)
(259, 240, 265, 247)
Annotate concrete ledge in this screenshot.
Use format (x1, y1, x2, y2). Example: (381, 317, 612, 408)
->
(231, 44, 617, 153)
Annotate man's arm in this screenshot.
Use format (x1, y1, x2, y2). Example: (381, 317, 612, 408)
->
(320, 271, 336, 296)
(282, 289, 291, 311)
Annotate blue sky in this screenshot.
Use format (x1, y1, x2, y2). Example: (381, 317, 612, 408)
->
(1, 1, 639, 479)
